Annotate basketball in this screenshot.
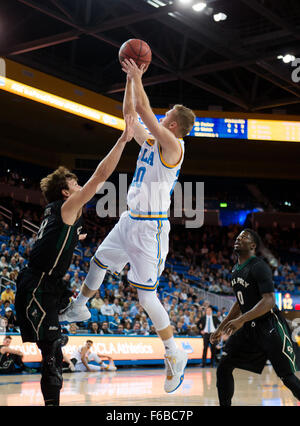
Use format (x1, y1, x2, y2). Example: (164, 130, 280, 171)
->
(119, 39, 152, 69)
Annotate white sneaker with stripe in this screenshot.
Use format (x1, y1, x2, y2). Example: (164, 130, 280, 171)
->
(164, 349, 188, 393)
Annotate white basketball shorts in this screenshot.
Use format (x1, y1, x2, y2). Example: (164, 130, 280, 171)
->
(92, 210, 170, 291)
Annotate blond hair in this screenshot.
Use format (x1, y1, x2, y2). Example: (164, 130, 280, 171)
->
(40, 166, 78, 203)
(173, 104, 196, 137)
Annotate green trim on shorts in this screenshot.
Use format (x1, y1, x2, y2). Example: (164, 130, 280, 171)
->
(273, 311, 297, 373)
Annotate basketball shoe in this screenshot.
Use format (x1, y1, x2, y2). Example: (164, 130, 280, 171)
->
(59, 299, 91, 323)
(164, 349, 188, 393)
(102, 363, 117, 372)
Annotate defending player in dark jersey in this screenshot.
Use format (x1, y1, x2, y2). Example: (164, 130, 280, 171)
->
(210, 228, 300, 406)
(15, 115, 134, 406)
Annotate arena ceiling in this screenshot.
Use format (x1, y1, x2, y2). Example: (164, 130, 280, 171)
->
(1, 0, 300, 114)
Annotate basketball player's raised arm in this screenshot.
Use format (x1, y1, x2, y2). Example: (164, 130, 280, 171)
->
(122, 59, 181, 160)
(123, 76, 151, 146)
(61, 115, 134, 225)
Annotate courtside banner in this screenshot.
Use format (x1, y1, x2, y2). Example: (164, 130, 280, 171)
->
(0, 334, 204, 363)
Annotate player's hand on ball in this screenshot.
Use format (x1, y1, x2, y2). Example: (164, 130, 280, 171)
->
(122, 58, 147, 79)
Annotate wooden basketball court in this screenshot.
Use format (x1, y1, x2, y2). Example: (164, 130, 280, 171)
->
(0, 365, 299, 406)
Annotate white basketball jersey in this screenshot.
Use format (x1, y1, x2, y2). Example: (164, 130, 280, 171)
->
(72, 345, 89, 363)
(127, 138, 184, 217)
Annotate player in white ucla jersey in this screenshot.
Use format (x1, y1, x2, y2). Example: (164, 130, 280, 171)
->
(60, 58, 195, 393)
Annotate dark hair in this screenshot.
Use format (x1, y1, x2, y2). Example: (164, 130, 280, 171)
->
(40, 166, 78, 203)
(86, 339, 93, 344)
(243, 228, 261, 252)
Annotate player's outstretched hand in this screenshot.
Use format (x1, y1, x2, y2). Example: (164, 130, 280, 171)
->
(119, 114, 135, 144)
(121, 58, 147, 80)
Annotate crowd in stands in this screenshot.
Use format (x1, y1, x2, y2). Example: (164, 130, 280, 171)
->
(1, 192, 300, 337)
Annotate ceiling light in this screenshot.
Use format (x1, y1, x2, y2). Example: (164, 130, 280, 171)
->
(213, 12, 227, 22)
(278, 54, 296, 63)
(283, 54, 295, 63)
(192, 2, 207, 12)
(146, 0, 160, 7)
(179, 0, 192, 4)
(147, 0, 169, 7)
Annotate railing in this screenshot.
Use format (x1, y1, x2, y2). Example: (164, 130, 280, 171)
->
(195, 288, 234, 313)
(0, 205, 12, 226)
(21, 218, 39, 234)
(0, 276, 16, 291)
(166, 261, 235, 313)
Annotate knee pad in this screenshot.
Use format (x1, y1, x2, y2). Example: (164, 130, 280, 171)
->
(85, 259, 107, 291)
(137, 290, 170, 331)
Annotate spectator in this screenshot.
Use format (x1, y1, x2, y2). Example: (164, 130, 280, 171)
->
(70, 272, 82, 290)
(120, 311, 132, 326)
(149, 325, 156, 335)
(28, 233, 37, 248)
(163, 295, 171, 312)
(130, 321, 145, 336)
(111, 298, 122, 316)
(100, 298, 114, 317)
(141, 320, 150, 335)
(88, 321, 100, 334)
(4, 307, 17, 327)
(90, 290, 104, 312)
(124, 322, 133, 335)
(129, 301, 140, 318)
(100, 321, 113, 335)
(0, 267, 10, 279)
(17, 240, 27, 257)
(114, 324, 125, 335)
(0, 256, 8, 269)
(110, 313, 121, 328)
(68, 323, 79, 335)
(175, 320, 187, 335)
(1, 285, 15, 304)
(62, 272, 71, 283)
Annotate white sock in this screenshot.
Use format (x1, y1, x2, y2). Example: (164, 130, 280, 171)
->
(163, 337, 177, 355)
(75, 292, 89, 306)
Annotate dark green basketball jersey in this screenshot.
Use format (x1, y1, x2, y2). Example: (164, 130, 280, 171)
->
(28, 200, 83, 278)
(231, 256, 275, 314)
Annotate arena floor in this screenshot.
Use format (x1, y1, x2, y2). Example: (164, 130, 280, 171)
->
(0, 365, 299, 406)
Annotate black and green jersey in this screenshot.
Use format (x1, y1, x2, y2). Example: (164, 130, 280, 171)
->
(29, 200, 83, 278)
(231, 256, 275, 314)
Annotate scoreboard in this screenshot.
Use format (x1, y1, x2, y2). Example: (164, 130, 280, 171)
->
(188, 117, 246, 139)
(275, 292, 300, 311)
(156, 115, 300, 142)
(248, 119, 300, 142)
(1, 72, 300, 143)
